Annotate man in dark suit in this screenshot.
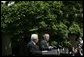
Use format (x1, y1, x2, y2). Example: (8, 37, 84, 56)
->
(27, 34, 42, 56)
(40, 34, 53, 51)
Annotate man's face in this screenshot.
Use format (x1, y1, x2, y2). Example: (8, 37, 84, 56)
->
(45, 35, 49, 41)
(35, 38, 39, 43)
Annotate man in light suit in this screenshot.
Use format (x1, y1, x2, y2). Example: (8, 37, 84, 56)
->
(40, 34, 53, 51)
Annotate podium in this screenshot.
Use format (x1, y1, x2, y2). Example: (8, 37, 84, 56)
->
(42, 48, 71, 56)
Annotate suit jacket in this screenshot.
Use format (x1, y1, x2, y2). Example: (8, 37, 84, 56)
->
(40, 40, 49, 50)
(27, 41, 42, 55)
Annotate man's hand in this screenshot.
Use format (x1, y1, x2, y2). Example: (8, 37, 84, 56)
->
(49, 46, 53, 49)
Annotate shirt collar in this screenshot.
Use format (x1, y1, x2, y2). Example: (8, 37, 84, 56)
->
(32, 41, 36, 45)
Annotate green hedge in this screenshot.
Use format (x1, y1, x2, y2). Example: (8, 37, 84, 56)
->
(1, 1, 83, 48)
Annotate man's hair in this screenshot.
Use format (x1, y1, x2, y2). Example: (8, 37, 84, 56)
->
(43, 34, 49, 39)
(31, 34, 38, 40)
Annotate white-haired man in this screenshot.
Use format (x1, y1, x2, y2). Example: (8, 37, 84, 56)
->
(27, 34, 42, 55)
